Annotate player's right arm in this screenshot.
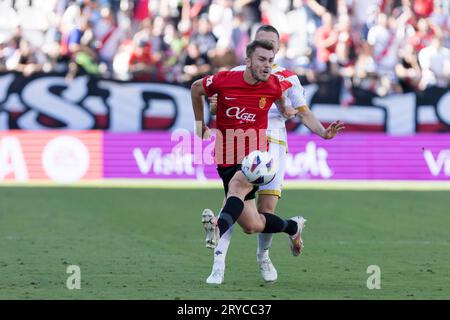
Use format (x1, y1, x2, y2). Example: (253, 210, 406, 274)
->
(191, 79, 211, 139)
(209, 94, 218, 115)
(192, 72, 227, 136)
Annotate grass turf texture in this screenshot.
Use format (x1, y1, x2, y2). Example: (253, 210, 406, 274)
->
(0, 187, 449, 299)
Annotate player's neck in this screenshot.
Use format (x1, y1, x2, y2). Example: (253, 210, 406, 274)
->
(243, 70, 261, 85)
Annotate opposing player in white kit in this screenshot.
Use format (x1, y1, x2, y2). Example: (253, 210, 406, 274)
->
(202, 25, 345, 284)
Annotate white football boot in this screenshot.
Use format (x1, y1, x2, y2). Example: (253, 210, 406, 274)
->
(288, 216, 307, 256)
(258, 257, 278, 282)
(201, 209, 219, 249)
(206, 268, 225, 284)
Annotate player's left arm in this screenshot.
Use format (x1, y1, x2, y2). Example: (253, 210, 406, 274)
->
(297, 106, 345, 139)
(275, 92, 297, 119)
(288, 76, 345, 139)
(275, 78, 299, 119)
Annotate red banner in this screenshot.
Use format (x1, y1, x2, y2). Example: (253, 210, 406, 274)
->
(0, 131, 102, 182)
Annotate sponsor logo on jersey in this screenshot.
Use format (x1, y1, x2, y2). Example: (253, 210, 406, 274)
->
(225, 107, 256, 122)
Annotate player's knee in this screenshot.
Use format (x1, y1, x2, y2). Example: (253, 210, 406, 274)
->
(241, 219, 264, 234)
(242, 226, 258, 234)
(229, 178, 252, 196)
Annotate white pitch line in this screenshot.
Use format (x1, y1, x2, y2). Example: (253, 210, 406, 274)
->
(1, 179, 450, 190)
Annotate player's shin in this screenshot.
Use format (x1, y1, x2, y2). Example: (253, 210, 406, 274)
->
(261, 213, 297, 235)
(213, 226, 234, 270)
(217, 196, 244, 237)
(257, 232, 274, 261)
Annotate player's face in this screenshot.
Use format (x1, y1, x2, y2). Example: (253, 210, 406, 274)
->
(247, 47, 274, 82)
(255, 31, 280, 54)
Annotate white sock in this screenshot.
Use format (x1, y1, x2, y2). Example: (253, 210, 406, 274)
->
(212, 225, 234, 270)
(257, 233, 274, 261)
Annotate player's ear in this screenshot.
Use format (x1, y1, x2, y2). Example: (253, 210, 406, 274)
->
(245, 57, 251, 68)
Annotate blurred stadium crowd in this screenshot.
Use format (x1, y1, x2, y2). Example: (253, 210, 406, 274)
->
(0, 0, 450, 99)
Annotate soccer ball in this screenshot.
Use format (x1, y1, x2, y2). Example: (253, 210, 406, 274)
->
(241, 150, 278, 186)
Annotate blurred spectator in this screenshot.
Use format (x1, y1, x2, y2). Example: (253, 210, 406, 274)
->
(66, 18, 101, 78)
(191, 14, 218, 57)
(314, 12, 338, 71)
(418, 34, 450, 89)
(208, 0, 234, 49)
(128, 38, 155, 81)
(0, 0, 449, 97)
(331, 14, 358, 104)
(161, 23, 185, 69)
(367, 13, 404, 95)
(260, 0, 291, 35)
(332, 14, 358, 71)
(413, 0, 434, 18)
(234, 0, 262, 32)
(408, 18, 435, 51)
(395, 43, 422, 92)
(353, 41, 379, 93)
(93, 7, 124, 71)
(283, 0, 319, 70)
(178, 42, 211, 85)
(313, 0, 338, 16)
(8, 39, 45, 76)
(352, 0, 380, 30)
(132, 0, 150, 23)
(0, 38, 10, 71)
(230, 12, 250, 64)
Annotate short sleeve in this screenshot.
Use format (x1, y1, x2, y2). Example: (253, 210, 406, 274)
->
(202, 71, 227, 97)
(274, 69, 308, 109)
(286, 76, 308, 111)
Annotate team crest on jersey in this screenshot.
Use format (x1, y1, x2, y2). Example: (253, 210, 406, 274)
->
(259, 97, 267, 109)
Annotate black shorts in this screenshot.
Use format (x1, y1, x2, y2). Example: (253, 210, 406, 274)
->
(217, 164, 259, 201)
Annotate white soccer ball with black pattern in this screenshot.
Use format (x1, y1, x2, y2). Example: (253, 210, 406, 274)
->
(241, 150, 278, 186)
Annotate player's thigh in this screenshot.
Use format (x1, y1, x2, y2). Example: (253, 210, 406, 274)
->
(228, 170, 254, 199)
(218, 165, 254, 201)
(237, 199, 265, 234)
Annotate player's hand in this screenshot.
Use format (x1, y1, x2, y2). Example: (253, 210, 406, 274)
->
(322, 120, 345, 139)
(209, 94, 218, 115)
(281, 106, 299, 119)
(195, 123, 212, 139)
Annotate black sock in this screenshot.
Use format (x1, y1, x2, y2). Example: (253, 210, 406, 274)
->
(261, 213, 286, 233)
(262, 213, 298, 236)
(217, 196, 244, 237)
(284, 220, 298, 236)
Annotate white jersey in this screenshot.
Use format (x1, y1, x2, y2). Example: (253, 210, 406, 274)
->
(231, 64, 307, 143)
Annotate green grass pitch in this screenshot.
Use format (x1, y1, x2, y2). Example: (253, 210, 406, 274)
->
(0, 186, 449, 299)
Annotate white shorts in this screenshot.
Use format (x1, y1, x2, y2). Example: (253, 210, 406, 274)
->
(258, 129, 287, 198)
